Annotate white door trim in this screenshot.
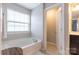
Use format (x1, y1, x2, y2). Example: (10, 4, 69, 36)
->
(43, 3, 69, 55)
(44, 3, 62, 54)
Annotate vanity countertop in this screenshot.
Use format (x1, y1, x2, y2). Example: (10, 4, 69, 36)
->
(70, 32, 79, 35)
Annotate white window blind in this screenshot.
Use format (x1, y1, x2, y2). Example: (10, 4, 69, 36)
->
(7, 9, 30, 32)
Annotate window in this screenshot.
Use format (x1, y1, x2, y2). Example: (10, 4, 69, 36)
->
(7, 9, 30, 32)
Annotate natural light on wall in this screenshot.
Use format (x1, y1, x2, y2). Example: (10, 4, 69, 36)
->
(47, 9, 56, 20)
(72, 5, 79, 11)
(7, 9, 30, 32)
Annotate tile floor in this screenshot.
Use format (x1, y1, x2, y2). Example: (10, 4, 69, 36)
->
(33, 51, 46, 55)
(47, 42, 58, 55)
(33, 42, 58, 55)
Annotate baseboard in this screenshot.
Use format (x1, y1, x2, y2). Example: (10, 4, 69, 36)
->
(47, 41, 56, 46)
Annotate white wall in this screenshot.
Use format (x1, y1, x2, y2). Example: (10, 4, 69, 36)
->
(63, 4, 69, 55)
(31, 4, 44, 44)
(31, 3, 58, 51)
(0, 3, 2, 54)
(57, 4, 69, 54)
(45, 3, 56, 9)
(6, 3, 31, 14)
(47, 8, 57, 43)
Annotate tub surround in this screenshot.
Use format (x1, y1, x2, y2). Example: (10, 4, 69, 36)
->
(2, 38, 41, 55)
(23, 41, 41, 55)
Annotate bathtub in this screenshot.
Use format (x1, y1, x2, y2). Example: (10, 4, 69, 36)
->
(2, 38, 41, 55)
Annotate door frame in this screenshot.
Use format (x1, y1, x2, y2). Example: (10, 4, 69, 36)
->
(44, 4, 62, 54)
(43, 3, 69, 55)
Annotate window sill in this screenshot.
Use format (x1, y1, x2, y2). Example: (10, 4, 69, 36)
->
(7, 31, 31, 35)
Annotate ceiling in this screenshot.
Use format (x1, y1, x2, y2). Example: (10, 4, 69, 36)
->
(18, 3, 41, 10)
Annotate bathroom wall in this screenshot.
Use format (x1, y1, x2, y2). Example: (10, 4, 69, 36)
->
(31, 3, 57, 50)
(31, 4, 44, 41)
(6, 3, 31, 14)
(2, 3, 31, 40)
(0, 3, 2, 54)
(47, 9, 57, 43)
(45, 3, 56, 9)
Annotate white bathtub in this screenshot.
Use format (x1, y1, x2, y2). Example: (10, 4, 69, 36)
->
(2, 38, 41, 55)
